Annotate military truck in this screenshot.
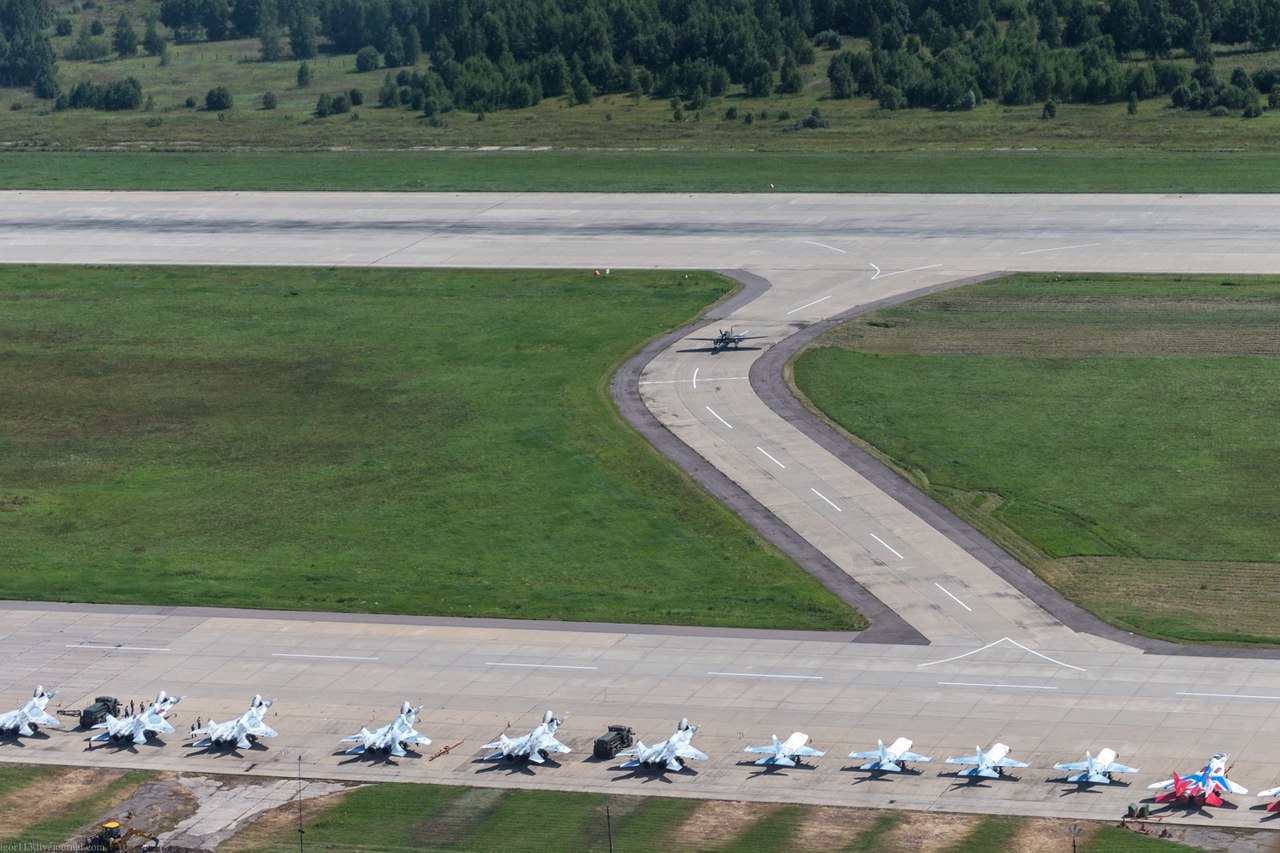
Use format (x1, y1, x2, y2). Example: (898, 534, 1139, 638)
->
(593, 724, 635, 759)
(79, 696, 121, 729)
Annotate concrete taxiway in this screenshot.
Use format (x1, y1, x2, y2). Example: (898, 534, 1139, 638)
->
(4, 191, 1280, 827)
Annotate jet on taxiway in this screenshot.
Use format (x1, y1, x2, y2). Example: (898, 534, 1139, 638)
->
(191, 694, 278, 750)
(744, 732, 825, 767)
(618, 718, 708, 772)
(341, 701, 430, 757)
(0, 686, 61, 738)
(946, 743, 1028, 779)
(89, 690, 182, 746)
(480, 710, 570, 763)
(849, 737, 932, 773)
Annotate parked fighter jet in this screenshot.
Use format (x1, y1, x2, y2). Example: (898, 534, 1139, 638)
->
(1255, 783, 1280, 811)
(744, 732, 825, 767)
(1054, 748, 1139, 785)
(687, 327, 767, 353)
(618, 718, 708, 772)
(0, 686, 61, 738)
(191, 695, 277, 750)
(849, 737, 932, 773)
(480, 710, 569, 763)
(89, 690, 182, 745)
(341, 701, 430, 757)
(1149, 753, 1247, 806)
(946, 743, 1028, 779)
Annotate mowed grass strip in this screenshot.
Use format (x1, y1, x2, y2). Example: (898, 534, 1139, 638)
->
(792, 273, 1280, 644)
(6, 149, 1280, 193)
(0, 265, 861, 630)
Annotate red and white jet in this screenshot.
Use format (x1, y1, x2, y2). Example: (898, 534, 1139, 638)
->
(1148, 753, 1248, 806)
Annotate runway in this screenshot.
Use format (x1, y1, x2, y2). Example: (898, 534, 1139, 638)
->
(4, 191, 1280, 826)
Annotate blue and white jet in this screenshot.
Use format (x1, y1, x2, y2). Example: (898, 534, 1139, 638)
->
(1055, 748, 1139, 785)
(0, 686, 61, 739)
(191, 695, 278, 750)
(481, 710, 569, 763)
(341, 701, 430, 757)
(744, 732, 825, 767)
(618, 718, 708, 772)
(90, 690, 182, 746)
(849, 737, 932, 772)
(946, 743, 1028, 779)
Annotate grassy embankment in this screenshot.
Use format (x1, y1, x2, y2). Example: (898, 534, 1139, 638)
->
(4, 29, 1280, 191)
(0, 265, 861, 630)
(0, 764, 1197, 852)
(792, 273, 1280, 645)
(222, 782, 1187, 852)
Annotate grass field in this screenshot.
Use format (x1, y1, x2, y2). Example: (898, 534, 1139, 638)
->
(9, 148, 1280, 193)
(792, 273, 1280, 645)
(223, 782, 1189, 851)
(0, 265, 860, 630)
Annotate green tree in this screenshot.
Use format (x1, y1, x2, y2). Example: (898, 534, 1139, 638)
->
(571, 76, 592, 104)
(256, 0, 282, 61)
(314, 90, 331, 115)
(142, 17, 166, 56)
(205, 84, 232, 109)
(288, 4, 317, 58)
(778, 56, 804, 93)
(355, 44, 379, 72)
(296, 60, 311, 87)
(112, 13, 138, 58)
(262, 89, 277, 108)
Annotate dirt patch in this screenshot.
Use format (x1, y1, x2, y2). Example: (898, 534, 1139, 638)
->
(1008, 818, 1081, 853)
(219, 787, 356, 852)
(792, 805, 885, 850)
(877, 810, 978, 852)
(420, 787, 508, 844)
(0, 767, 127, 841)
(671, 799, 775, 847)
(94, 773, 198, 837)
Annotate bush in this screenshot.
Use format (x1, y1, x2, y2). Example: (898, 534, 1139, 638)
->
(572, 77, 592, 105)
(315, 92, 331, 116)
(724, 105, 737, 120)
(184, 95, 196, 108)
(262, 90, 277, 109)
(331, 93, 350, 114)
(55, 17, 72, 35)
(814, 29, 841, 50)
(1041, 98, 1057, 118)
(297, 62, 312, 88)
(355, 46, 380, 73)
(89, 19, 104, 35)
(1207, 104, 1231, 117)
(205, 85, 232, 111)
(348, 88, 364, 106)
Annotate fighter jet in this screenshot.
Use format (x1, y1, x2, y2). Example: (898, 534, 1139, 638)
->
(686, 327, 767, 353)
(618, 718, 708, 772)
(849, 737, 932, 772)
(480, 710, 569, 763)
(744, 732, 825, 767)
(1149, 753, 1247, 806)
(89, 690, 182, 746)
(340, 701, 430, 757)
(0, 686, 61, 738)
(946, 743, 1028, 779)
(1055, 748, 1139, 785)
(191, 695, 278, 750)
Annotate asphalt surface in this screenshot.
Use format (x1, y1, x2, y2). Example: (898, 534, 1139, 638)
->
(5, 192, 1280, 830)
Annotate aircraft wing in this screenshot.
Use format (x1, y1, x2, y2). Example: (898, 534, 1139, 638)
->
(1258, 785, 1280, 798)
(898, 750, 931, 763)
(791, 745, 825, 758)
(753, 754, 795, 767)
(244, 718, 278, 739)
(1214, 775, 1248, 795)
(1055, 760, 1089, 772)
(675, 743, 708, 761)
(744, 746, 777, 755)
(1147, 778, 1176, 790)
(1103, 760, 1140, 774)
(994, 756, 1029, 769)
(945, 757, 979, 766)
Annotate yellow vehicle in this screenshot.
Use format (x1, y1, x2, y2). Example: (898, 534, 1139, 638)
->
(86, 820, 159, 851)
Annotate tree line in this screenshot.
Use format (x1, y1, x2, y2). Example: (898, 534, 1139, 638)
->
(25, 0, 1280, 116)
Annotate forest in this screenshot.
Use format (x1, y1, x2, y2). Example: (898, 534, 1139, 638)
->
(8, 0, 1280, 117)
